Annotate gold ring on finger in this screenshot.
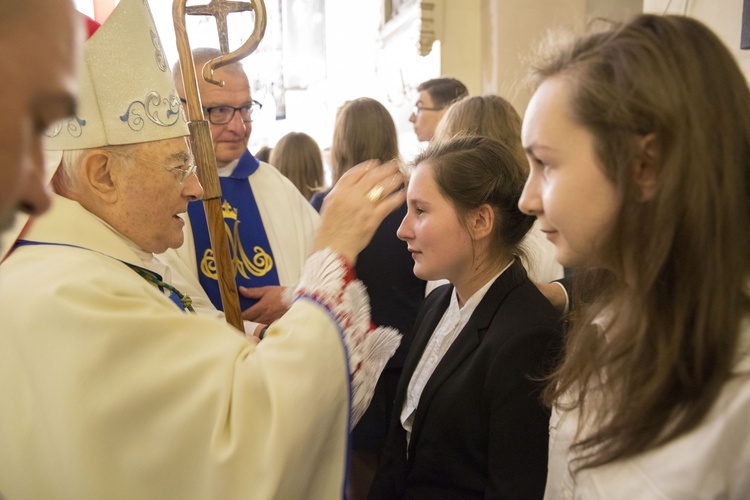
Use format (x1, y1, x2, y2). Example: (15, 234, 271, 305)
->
(367, 185, 385, 203)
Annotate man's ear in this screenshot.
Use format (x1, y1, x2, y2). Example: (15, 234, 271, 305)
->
(634, 133, 660, 202)
(470, 204, 495, 241)
(81, 151, 118, 203)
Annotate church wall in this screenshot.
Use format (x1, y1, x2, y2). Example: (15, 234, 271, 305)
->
(440, 0, 483, 95)
(644, 0, 750, 85)
(475, 0, 642, 115)
(472, 0, 747, 115)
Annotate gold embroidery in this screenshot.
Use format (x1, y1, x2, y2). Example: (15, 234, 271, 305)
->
(221, 200, 238, 220)
(199, 200, 274, 281)
(200, 248, 217, 279)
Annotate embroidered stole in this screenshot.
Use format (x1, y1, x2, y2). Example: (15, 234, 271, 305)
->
(13, 240, 191, 312)
(187, 150, 279, 311)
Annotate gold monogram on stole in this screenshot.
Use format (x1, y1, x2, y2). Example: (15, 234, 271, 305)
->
(200, 200, 274, 280)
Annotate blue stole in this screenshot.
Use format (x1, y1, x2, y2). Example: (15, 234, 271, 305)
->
(187, 150, 280, 312)
(13, 240, 189, 311)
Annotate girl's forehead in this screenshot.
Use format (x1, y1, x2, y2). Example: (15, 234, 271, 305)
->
(409, 161, 435, 185)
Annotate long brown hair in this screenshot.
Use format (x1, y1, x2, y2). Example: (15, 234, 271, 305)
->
(532, 15, 750, 469)
(269, 132, 325, 200)
(330, 97, 399, 183)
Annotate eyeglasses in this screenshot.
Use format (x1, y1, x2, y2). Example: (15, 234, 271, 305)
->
(412, 105, 444, 117)
(106, 150, 198, 184)
(180, 98, 262, 125)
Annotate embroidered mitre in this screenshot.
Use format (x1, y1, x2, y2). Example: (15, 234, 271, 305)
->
(44, 0, 188, 150)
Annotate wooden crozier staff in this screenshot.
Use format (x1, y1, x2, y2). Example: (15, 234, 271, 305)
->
(172, 0, 267, 330)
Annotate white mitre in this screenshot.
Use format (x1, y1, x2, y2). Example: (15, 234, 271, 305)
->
(44, 0, 188, 150)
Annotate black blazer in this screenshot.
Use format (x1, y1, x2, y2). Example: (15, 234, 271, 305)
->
(369, 261, 562, 500)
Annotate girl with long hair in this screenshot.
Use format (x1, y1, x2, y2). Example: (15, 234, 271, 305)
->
(519, 14, 750, 497)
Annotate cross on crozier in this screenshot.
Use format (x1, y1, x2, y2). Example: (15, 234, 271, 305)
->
(186, 0, 254, 54)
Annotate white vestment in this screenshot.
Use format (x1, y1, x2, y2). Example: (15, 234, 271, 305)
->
(0, 195, 398, 499)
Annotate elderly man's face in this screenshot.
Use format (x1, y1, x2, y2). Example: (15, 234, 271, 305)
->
(111, 137, 203, 254)
(0, 0, 80, 234)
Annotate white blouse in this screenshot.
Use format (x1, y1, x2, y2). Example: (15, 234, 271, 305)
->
(544, 318, 750, 499)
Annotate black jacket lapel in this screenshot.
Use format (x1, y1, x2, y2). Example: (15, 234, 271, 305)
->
(407, 261, 529, 455)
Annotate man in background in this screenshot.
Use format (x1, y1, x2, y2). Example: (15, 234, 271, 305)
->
(167, 48, 319, 328)
(409, 77, 468, 142)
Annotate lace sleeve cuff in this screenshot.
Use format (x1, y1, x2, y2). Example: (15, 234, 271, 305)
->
(290, 248, 402, 426)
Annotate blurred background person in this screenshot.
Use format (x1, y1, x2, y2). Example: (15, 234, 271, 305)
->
(312, 97, 426, 500)
(254, 145, 272, 163)
(270, 131, 326, 201)
(409, 77, 468, 143)
(0, 0, 80, 239)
